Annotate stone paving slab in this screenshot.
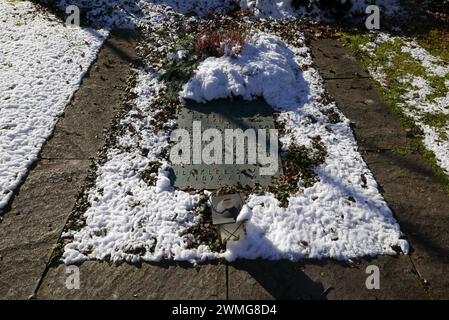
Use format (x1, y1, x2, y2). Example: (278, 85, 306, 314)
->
(228, 260, 325, 300)
(228, 256, 425, 300)
(364, 151, 449, 299)
(309, 38, 369, 79)
(0, 30, 138, 300)
(36, 261, 227, 300)
(323, 78, 413, 151)
(0, 159, 90, 299)
(300, 257, 425, 300)
(408, 243, 449, 299)
(0, 160, 89, 246)
(41, 29, 138, 160)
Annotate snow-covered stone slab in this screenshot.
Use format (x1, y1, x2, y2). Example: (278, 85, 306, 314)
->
(0, 0, 107, 215)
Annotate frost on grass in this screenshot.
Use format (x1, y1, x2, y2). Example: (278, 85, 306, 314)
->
(0, 0, 106, 214)
(63, 18, 408, 264)
(351, 32, 449, 176)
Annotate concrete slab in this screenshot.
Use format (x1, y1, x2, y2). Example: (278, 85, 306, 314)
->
(36, 261, 227, 300)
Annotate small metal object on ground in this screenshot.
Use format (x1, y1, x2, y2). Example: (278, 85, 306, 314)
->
(211, 193, 246, 243)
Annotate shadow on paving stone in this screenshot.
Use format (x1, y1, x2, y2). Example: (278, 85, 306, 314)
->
(37, 260, 227, 300)
(229, 260, 326, 300)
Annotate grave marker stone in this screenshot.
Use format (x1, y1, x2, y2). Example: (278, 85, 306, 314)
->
(171, 98, 282, 190)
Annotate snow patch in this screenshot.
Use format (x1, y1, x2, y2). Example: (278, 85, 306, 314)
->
(181, 32, 309, 110)
(0, 1, 107, 214)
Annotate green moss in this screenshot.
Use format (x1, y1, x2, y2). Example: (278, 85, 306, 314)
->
(391, 146, 417, 156)
(421, 112, 449, 129)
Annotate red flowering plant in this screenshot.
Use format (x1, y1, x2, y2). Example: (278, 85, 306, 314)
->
(195, 29, 248, 58)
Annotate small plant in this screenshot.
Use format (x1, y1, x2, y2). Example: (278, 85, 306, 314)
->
(195, 29, 247, 58)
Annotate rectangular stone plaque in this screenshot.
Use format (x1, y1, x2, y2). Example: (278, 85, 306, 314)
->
(171, 98, 282, 190)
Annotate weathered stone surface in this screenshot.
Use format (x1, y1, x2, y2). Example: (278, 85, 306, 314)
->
(0, 241, 54, 299)
(407, 243, 449, 299)
(309, 38, 369, 79)
(324, 78, 413, 150)
(0, 160, 90, 299)
(300, 257, 425, 300)
(41, 29, 139, 160)
(0, 160, 90, 246)
(37, 261, 226, 300)
(228, 257, 425, 300)
(364, 151, 449, 299)
(228, 260, 325, 300)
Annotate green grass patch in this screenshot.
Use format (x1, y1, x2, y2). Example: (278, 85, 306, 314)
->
(416, 29, 449, 62)
(341, 31, 449, 192)
(421, 112, 449, 129)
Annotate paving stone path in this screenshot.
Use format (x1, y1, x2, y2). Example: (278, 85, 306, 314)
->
(0, 31, 448, 300)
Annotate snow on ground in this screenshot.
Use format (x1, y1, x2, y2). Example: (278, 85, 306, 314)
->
(0, 0, 107, 215)
(181, 33, 308, 109)
(360, 32, 449, 175)
(56, 0, 402, 25)
(237, 0, 401, 20)
(63, 16, 408, 264)
(64, 69, 219, 264)
(185, 30, 408, 261)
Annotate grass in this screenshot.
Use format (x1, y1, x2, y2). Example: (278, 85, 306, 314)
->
(416, 29, 449, 62)
(421, 112, 449, 129)
(341, 31, 449, 192)
(341, 32, 449, 125)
